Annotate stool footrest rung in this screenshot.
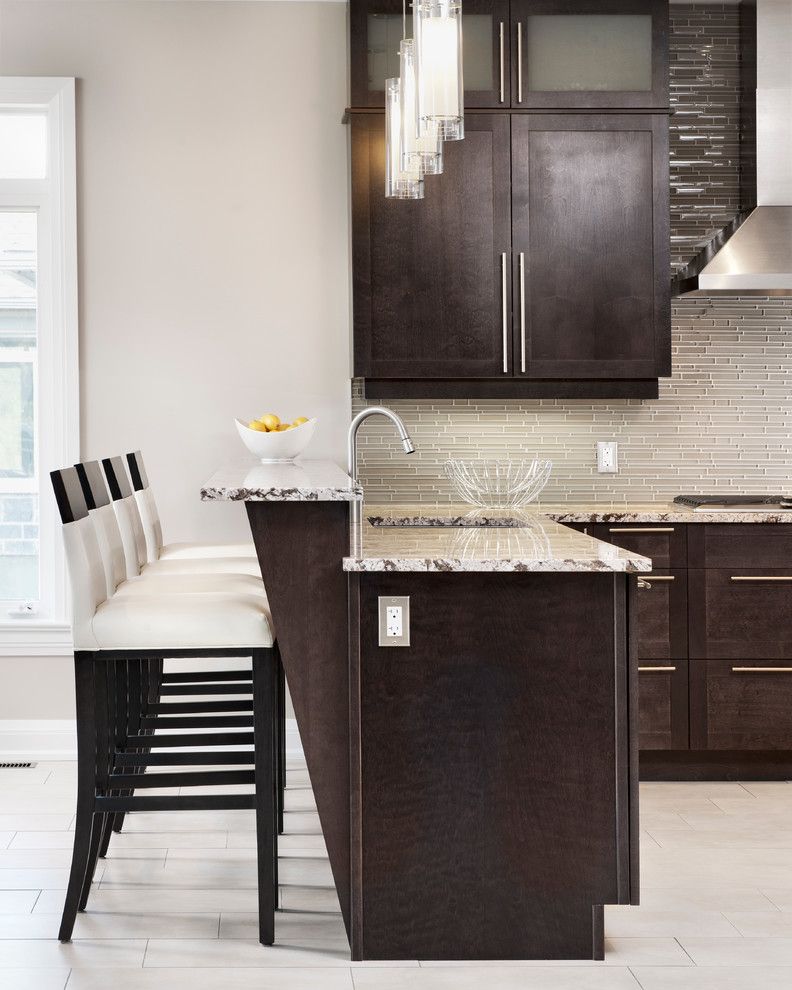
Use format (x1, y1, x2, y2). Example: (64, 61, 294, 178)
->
(127, 731, 254, 747)
(95, 794, 255, 813)
(140, 715, 254, 729)
(159, 684, 253, 696)
(161, 670, 252, 683)
(109, 769, 255, 789)
(149, 700, 253, 714)
(115, 750, 253, 766)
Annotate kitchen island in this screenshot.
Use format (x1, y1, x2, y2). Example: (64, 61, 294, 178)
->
(201, 462, 650, 960)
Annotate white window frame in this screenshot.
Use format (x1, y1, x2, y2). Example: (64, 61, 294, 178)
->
(0, 78, 78, 656)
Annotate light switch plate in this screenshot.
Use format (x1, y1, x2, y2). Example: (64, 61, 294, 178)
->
(378, 595, 410, 647)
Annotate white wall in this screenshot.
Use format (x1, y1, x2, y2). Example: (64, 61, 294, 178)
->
(0, 0, 351, 731)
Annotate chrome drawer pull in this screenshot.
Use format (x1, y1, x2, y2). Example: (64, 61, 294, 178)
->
(501, 252, 508, 373)
(645, 575, 675, 582)
(517, 22, 523, 103)
(732, 666, 792, 673)
(499, 22, 505, 103)
(730, 576, 792, 582)
(609, 527, 674, 534)
(639, 665, 677, 672)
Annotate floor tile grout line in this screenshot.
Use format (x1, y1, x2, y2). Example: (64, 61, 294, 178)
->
(628, 965, 648, 988)
(63, 967, 72, 989)
(30, 889, 42, 914)
(674, 935, 697, 965)
(719, 910, 744, 935)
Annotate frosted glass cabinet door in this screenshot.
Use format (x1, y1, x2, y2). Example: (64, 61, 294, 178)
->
(509, 0, 668, 108)
(350, 0, 512, 107)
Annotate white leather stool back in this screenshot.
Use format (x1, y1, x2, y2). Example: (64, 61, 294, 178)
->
(50, 467, 109, 651)
(75, 461, 127, 597)
(126, 451, 163, 564)
(102, 456, 147, 579)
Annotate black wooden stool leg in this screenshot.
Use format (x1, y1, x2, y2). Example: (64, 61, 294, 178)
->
(59, 654, 97, 943)
(79, 659, 112, 909)
(253, 648, 276, 946)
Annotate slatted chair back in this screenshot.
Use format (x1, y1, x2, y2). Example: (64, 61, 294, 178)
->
(101, 456, 147, 579)
(126, 450, 163, 564)
(50, 466, 109, 650)
(75, 460, 127, 597)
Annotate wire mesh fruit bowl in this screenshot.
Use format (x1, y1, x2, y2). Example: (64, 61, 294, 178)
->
(444, 458, 552, 508)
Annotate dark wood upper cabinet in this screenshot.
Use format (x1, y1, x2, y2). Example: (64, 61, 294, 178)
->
(351, 0, 512, 109)
(350, 0, 668, 111)
(511, 114, 670, 380)
(509, 0, 668, 110)
(352, 113, 512, 379)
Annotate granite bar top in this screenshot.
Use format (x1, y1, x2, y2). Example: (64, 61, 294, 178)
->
(201, 460, 363, 502)
(367, 502, 792, 526)
(344, 507, 652, 573)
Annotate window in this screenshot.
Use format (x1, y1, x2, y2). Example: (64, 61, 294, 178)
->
(0, 79, 77, 649)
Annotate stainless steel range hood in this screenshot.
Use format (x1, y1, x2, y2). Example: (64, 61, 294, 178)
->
(675, 0, 792, 296)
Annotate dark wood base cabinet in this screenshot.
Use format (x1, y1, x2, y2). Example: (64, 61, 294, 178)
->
(580, 522, 792, 780)
(349, 571, 637, 960)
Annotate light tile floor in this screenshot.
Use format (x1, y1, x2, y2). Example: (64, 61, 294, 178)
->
(1, 762, 792, 989)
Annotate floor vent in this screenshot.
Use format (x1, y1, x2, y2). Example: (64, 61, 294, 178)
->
(0, 761, 36, 769)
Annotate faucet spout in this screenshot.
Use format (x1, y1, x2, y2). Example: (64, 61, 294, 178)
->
(347, 405, 415, 485)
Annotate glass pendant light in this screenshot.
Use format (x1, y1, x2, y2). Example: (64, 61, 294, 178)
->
(413, 0, 464, 141)
(385, 77, 424, 199)
(400, 39, 443, 176)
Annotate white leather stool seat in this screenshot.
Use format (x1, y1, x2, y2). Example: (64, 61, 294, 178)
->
(114, 572, 266, 599)
(89, 592, 274, 651)
(159, 542, 257, 560)
(143, 557, 261, 578)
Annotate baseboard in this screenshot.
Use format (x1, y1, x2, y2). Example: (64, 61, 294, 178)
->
(0, 717, 305, 762)
(0, 720, 77, 760)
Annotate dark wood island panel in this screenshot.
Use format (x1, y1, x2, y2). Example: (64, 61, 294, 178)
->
(348, 571, 638, 960)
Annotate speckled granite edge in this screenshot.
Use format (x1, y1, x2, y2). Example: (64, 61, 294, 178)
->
(547, 508, 792, 524)
(343, 556, 651, 573)
(201, 484, 363, 502)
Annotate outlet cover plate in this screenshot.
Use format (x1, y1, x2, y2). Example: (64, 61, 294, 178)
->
(378, 595, 410, 647)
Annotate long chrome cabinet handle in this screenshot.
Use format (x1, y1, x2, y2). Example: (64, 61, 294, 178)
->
(499, 22, 505, 103)
(639, 665, 677, 672)
(730, 575, 792, 581)
(501, 252, 508, 373)
(643, 575, 675, 582)
(519, 252, 526, 373)
(732, 666, 792, 673)
(609, 527, 675, 533)
(517, 22, 523, 103)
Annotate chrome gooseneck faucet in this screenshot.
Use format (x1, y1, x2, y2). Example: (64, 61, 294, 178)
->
(348, 406, 415, 532)
(348, 405, 415, 485)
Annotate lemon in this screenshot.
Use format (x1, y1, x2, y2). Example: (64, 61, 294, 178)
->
(259, 413, 280, 431)
(293, 416, 309, 426)
(276, 423, 292, 431)
(248, 420, 268, 432)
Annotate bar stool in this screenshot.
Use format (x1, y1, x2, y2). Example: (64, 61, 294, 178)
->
(97, 456, 286, 833)
(51, 465, 278, 946)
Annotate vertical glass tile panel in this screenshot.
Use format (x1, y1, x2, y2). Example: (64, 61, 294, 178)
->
(526, 15, 652, 92)
(0, 212, 38, 602)
(0, 114, 47, 178)
(367, 13, 492, 92)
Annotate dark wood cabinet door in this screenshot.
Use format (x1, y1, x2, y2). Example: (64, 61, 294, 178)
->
(511, 113, 670, 380)
(689, 568, 792, 660)
(638, 661, 688, 750)
(350, 0, 511, 108)
(688, 524, 792, 569)
(353, 113, 512, 379)
(509, 0, 668, 110)
(690, 660, 792, 751)
(633, 569, 688, 660)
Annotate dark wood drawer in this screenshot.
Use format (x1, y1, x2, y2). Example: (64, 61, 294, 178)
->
(691, 660, 792, 750)
(638, 661, 688, 750)
(688, 524, 792, 569)
(689, 569, 792, 659)
(635, 569, 687, 660)
(593, 523, 687, 568)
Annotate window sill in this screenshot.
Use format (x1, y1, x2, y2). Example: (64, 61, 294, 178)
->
(0, 622, 73, 657)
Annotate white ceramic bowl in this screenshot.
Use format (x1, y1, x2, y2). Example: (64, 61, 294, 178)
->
(235, 417, 317, 463)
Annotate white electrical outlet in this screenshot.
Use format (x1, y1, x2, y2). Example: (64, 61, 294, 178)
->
(386, 606, 403, 638)
(597, 441, 619, 474)
(378, 596, 410, 647)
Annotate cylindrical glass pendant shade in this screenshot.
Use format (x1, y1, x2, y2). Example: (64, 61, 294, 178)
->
(385, 77, 424, 199)
(399, 39, 443, 176)
(413, 0, 464, 141)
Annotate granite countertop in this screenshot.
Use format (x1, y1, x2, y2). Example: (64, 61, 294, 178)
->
(344, 507, 652, 573)
(201, 459, 363, 502)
